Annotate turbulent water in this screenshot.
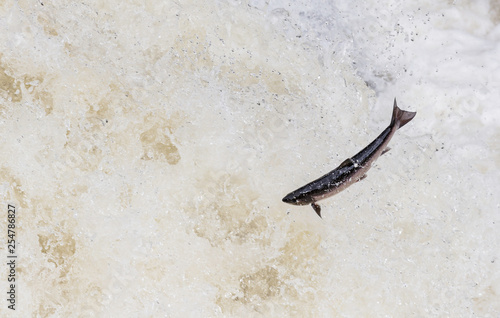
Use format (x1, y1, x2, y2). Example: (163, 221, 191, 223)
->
(0, 0, 498, 316)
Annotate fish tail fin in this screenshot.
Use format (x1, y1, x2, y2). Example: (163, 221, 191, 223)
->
(390, 98, 416, 129)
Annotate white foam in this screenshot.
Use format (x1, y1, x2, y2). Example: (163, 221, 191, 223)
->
(0, 0, 498, 316)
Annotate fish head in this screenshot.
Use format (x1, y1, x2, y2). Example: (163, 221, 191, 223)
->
(282, 191, 313, 206)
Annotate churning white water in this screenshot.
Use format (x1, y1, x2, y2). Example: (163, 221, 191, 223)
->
(0, 0, 498, 316)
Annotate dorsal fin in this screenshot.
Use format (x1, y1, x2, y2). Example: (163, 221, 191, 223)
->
(338, 158, 354, 168)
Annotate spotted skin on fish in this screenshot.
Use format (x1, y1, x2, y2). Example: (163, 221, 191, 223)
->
(282, 99, 416, 218)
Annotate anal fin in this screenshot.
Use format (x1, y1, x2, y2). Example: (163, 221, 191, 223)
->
(357, 174, 367, 182)
(311, 203, 322, 218)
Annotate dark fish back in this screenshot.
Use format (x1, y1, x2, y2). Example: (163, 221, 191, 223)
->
(351, 126, 392, 166)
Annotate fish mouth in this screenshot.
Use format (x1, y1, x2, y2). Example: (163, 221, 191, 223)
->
(282, 194, 296, 204)
(281, 193, 298, 205)
(282, 193, 309, 206)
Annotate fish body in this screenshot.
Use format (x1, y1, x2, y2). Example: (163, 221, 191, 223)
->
(282, 99, 416, 217)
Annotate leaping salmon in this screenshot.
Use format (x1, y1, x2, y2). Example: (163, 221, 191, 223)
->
(282, 98, 416, 218)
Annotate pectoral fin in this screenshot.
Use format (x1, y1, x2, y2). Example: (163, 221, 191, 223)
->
(311, 203, 322, 218)
(381, 147, 391, 155)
